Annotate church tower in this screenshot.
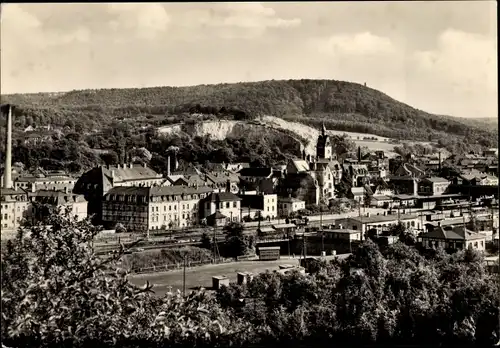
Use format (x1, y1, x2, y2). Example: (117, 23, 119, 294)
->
(316, 123, 334, 160)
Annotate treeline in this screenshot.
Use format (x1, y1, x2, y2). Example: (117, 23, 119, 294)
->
(5, 121, 301, 174)
(2, 211, 498, 347)
(2, 79, 496, 149)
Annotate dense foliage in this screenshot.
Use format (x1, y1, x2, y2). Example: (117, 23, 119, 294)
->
(1, 79, 496, 161)
(2, 211, 499, 347)
(2, 121, 301, 174)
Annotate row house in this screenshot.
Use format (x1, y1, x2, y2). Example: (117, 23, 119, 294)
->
(0, 188, 30, 234)
(14, 169, 77, 192)
(102, 185, 213, 232)
(73, 163, 164, 224)
(30, 189, 88, 222)
(239, 192, 278, 220)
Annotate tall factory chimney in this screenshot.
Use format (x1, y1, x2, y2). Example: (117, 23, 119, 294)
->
(3, 104, 13, 189)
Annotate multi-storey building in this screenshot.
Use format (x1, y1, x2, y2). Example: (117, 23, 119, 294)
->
(0, 188, 30, 234)
(30, 189, 88, 222)
(418, 177, 451, 196)
(102, 185, 213, 232)
(14, 169, 77, 192)
(201, 192, 242, 224)
(278, 196, 306, 217)
(239, 192, 278, 220)
(73, 163, 164, 224)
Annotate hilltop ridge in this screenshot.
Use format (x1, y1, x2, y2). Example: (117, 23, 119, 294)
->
(1, 79, 497, 149)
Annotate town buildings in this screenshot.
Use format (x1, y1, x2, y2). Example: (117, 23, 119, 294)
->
(201, 192, 242, 225)
(102, 185, 213, 232)
(420, 225, 486, 251)
(30, 189, 87, 222)
(278, 196, 306, 217)
(14, 169, 77, 192)
(73, 164, 164, 223)
(336, 213, 421, 235)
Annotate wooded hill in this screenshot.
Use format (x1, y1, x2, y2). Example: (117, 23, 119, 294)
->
(1, 79, 497, 148)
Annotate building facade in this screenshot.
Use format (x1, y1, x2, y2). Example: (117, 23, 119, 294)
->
(30, 190, 88, 222)
(102, 186, 213, 232)
(1, 188, 30, 234)
(201, 192, 242, 224)
(418, 177, 451, 196)
(278, 196, 306, 217)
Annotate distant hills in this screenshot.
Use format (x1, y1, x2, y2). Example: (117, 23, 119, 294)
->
(1, 79, 497, 148)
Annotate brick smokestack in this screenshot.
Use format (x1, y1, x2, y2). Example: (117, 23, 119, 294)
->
(4, 104, 13, 189)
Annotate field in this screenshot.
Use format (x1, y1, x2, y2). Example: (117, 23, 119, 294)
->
(128, 255, 349, 297)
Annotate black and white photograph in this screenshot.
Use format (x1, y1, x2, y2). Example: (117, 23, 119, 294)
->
(0, 2, 499, 347)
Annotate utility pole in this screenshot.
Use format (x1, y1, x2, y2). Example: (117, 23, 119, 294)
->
(183, 254, 187, 297)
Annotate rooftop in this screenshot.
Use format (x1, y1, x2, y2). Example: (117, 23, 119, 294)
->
(323, 229, 359, 234)
(205, 191, 242, 202)
(421, 177, 450, 184)
(341, 213, 419, 224)
(278, 196, 304, 203)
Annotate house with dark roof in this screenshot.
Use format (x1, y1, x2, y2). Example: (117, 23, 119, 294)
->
(387, 176, 419, 196)
(239, 192, 278, 220)
(277, 172, 320, 205)
(420, 225, 486, 251)
(73, 164, 164, 224)
(30, 189, 87, 221)
(201, 192, 242, 224)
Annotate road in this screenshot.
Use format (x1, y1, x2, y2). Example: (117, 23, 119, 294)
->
(128, 254, 350, 297)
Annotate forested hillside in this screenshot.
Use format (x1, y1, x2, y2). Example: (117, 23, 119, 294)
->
(1, 79, 497, 149)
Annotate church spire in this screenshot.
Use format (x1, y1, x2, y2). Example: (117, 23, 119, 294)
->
(321, 123, 326, 136)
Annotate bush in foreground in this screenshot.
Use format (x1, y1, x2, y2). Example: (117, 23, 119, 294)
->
(2, 210, 499, 347)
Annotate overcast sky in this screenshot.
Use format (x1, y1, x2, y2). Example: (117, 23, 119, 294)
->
(1, 2, 497, 119)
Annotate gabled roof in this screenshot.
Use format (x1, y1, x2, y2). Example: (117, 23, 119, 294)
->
(105, 186, 150, 196)
(289, 160, 310, 173)
(32, 190, 86, 204)
(205, 192, 241, 202)
(208, 211, 227, 220)
(278, 196, 304, 203)
(205, 171, 240, 184)
(103, 164, 161, 182)
(422, 226, 484, 241)
(150, 186, 213, 197)
(421, 177, 449, 184)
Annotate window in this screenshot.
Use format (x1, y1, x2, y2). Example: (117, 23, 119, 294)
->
(233, 202, 237, 208)
(226, 202, 230, 209)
